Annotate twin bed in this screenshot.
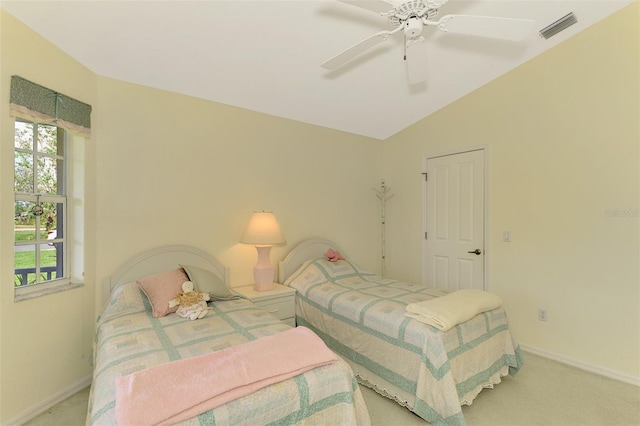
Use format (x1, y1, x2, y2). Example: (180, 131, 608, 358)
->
(87, 245, 369, 425)
(88, 241, 521, 426)
(279, 238, 523, 426)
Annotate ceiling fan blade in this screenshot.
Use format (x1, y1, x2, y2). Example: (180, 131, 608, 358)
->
(405, 38, 428, 85)
(322, 30, 393, 70)
(339, 0, 397, 15)
(436, 15, 536, 41)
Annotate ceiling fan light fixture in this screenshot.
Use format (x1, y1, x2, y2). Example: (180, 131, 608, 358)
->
(404, 17, 423, 37)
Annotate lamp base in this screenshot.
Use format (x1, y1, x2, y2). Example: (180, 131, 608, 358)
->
(253, 245, 275, 292)
(253, 280, 274, 292)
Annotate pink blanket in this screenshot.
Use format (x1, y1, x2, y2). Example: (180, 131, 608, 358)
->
(115, 326, 337, 426)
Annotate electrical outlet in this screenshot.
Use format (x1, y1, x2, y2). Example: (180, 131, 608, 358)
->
(538, 308, 548, 322)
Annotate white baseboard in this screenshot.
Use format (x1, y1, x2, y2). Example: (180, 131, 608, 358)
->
(520, 344, 640, 387)
(4, 375, 92, 426)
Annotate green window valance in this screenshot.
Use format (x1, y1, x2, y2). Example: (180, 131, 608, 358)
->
(10, 75, 92, 137)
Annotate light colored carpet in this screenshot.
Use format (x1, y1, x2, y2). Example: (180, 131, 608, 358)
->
(25, 352, 640, 426)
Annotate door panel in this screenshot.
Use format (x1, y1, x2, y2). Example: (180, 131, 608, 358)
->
(426, 149, 485, 291)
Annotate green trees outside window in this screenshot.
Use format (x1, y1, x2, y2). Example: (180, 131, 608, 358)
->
(14, 119, 66, 287)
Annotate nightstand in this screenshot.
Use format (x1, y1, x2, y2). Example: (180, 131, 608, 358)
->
(233, 283, 296, 327)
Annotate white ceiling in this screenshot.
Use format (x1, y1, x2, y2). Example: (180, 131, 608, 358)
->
(1, 0, 632, 140)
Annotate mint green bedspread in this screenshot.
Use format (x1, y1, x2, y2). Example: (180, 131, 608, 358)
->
(285, 258, 523, 426)
(88, 281, 370, 425)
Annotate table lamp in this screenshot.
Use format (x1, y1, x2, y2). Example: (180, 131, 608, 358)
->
(240, 211, 286, 291)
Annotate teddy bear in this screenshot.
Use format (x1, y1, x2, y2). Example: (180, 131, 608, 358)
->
(168, 281, 211, 320)
(324, 248, 345, 262)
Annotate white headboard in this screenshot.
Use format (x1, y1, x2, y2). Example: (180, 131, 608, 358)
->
(278, 238, 345, 283)
(104, 245, 230, 304)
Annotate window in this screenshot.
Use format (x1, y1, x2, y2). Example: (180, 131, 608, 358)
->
(14, 119, 72, 295)
(9, 75, 91, 300)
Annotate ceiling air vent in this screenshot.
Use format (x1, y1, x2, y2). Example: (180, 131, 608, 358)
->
(539, 12, 578, 39)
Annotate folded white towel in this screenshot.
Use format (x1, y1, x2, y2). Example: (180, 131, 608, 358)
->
(405, 289, 503, 331)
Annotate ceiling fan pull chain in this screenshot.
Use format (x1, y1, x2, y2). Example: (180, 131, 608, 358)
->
(403, 35, 407, 60)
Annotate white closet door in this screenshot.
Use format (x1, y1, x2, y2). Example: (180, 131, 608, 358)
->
(425, 149, 485, 291)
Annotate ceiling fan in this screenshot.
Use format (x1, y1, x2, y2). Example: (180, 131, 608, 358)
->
(322, 0, 536, 84)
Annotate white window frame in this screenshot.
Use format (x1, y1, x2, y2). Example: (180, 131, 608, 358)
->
(14, 118, 82, 301)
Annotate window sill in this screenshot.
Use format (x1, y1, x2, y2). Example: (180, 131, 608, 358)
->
(15, 281, 84, 302)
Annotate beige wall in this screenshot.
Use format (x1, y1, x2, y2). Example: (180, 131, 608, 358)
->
(0, 10, 97, 424)
(383, 3, 639, 381)
(92, 77, 382, 309)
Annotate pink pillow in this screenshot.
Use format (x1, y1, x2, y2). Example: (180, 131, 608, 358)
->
(136, 268, 189, 318)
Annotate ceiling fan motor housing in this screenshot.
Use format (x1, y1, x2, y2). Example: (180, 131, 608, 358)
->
(404, 17, 423, 37)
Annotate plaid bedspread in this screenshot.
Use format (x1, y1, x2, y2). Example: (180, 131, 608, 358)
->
(87, 281, 370, 425)
(285, 259, 523, 426)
